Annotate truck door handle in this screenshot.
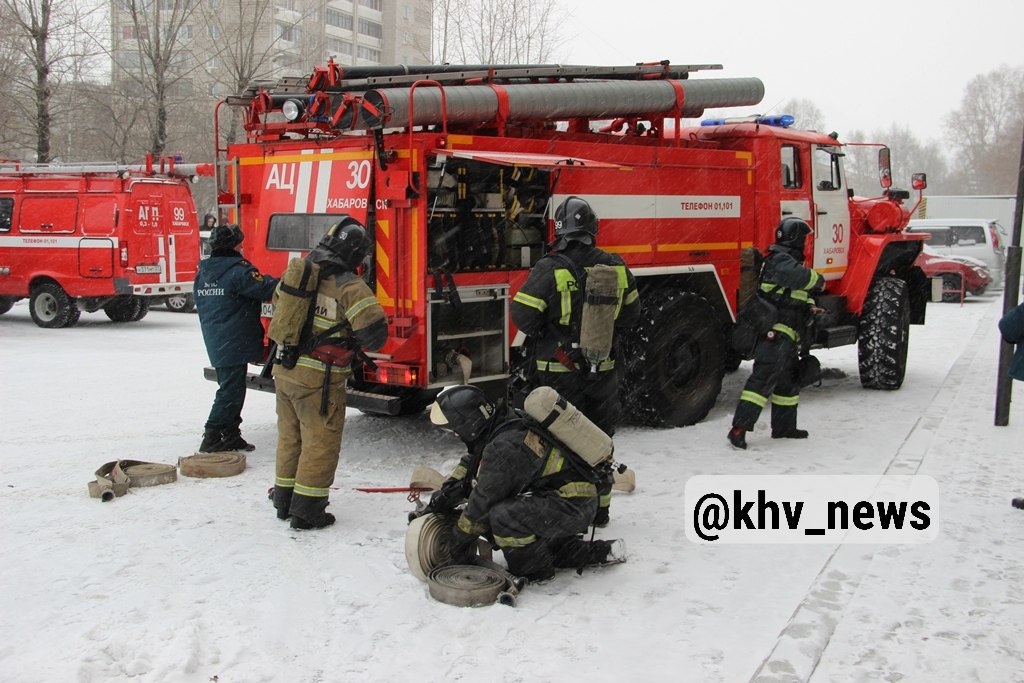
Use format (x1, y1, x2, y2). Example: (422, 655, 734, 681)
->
(781, 209, 793, 215)
(817, 210, 828, 215)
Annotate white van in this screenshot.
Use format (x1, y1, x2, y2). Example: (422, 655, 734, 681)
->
(906, 218, 1005, 288)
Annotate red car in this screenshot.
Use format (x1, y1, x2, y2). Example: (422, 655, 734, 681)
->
(914, 252, 991, 303)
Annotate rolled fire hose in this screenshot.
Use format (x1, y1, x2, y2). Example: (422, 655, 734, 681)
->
(87, 459, 178, 502)
(406, 513, 521, 607)
(178, 451, 247, 478)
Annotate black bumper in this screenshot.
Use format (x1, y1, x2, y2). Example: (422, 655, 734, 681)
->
(203, 367, 404, 415)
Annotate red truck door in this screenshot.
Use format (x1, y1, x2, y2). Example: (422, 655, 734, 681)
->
(127, 183, 168, 279)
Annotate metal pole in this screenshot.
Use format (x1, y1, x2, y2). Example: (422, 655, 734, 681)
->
(994, 121, 1024, 426)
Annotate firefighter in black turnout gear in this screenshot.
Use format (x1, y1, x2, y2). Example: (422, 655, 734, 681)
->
(426, 386, 626, 583)
(728, 218, 824, 450)
(510, 196, 640, 526)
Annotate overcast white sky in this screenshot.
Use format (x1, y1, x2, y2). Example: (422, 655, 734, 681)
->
(558, 0, 1022, 143)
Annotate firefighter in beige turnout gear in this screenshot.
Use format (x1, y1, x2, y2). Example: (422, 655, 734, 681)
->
(271, 217, 387, 529)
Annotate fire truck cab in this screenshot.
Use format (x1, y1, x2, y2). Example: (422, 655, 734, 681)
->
(0, 158, 212, 327)
(217, 61, 929, 427)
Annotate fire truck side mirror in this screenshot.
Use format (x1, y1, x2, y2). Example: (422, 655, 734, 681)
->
(877, 147, 892, 189)
(911, 173, 928, 191)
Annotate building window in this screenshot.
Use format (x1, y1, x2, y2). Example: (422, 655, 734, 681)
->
(357, 19, 382, 39)
(122, 25, 149, 40)
(357, 45, 381, 62)
(208, 83, 219, 97)
(276, 22, 302, 43)
(206, 55, 218, 70)
(179, 25, 193, 40)
(326, 8, 353, 30)
(327, 37, 352, 56)
(207, 24, 220, 39)
(159, 0, 175, 11)
(360, 0, 382, 9)
(208, 0, 220, 9)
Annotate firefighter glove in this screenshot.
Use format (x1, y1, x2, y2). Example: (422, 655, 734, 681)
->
(447, 527, 478, 565)
(427, 478, 469, 513)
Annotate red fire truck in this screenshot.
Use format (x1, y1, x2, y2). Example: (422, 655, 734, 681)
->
(214, 61, 928, 427)
(0, 157, 213, 328)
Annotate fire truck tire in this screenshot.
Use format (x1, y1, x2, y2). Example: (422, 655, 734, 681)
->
(165, 293, 195, 313)
(940, 274, 963, 303)
(104, 296, 149, 323)
(29, 283, 81, 328)
(620, 290, 725, 427)
(858, 276, 910, 390)
(0, 297, 16, 315)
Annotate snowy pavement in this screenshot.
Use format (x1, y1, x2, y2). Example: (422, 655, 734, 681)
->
(1, 293, 1022, 682)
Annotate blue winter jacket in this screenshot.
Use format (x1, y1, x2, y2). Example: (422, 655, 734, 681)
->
(998, 302, 1024, 381)
(194, 252, 279, 367)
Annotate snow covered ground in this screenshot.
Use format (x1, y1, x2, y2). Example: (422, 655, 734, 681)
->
(1, 292, 1023, 683)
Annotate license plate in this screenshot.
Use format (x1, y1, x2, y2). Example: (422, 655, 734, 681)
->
(136, 264, 163, 274)
(262, 302, 275, 317)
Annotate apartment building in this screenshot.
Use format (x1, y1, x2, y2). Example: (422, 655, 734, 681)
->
(111, 0, 433, 96)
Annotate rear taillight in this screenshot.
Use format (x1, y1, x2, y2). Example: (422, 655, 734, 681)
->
(120, 244, 129, 266)
(990, 227, 1000, 252)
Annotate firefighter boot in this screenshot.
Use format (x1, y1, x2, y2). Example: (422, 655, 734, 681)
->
(592, 506, 610, 528)
(289, 493, 336, 530)
(271, 486, 293, 521)
(590, 539, 628, 566)
(727, 427, 748, 450)
(198, 428, 224, 453)
(772, 428, 809, 439)
(219, 427, 256, 452)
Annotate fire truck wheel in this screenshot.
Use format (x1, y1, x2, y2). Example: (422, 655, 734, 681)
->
(858, 276, 910, 390)
(620, 290, 725, 427)
(0, 297, 16, 315)
(29, 283, 81, 328)
(940, 274, 963, 303)
(103, 296, 149, 323)
(165, 293, 196, 313)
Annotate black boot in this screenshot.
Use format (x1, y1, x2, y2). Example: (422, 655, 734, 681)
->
(503, 544, 556, 583)
(219, 427, 256, 452)
(592, 506, 610, 528)
(772, 428, 809, 439)
(727, 427, 748, 450)
(289, 492, 336, 530)
(271, 486, 293, 521)
(199, 428, 224, 453)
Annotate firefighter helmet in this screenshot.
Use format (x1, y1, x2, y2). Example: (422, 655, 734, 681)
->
(429, 385, 496, 443)
(774, 217, 812, 251)
(308, 216, 371, 272)
(553, 196, 598, 244)
(209, 224, 244, 250)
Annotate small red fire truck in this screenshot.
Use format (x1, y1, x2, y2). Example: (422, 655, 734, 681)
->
(214, 61, 928, 427)
(0, 157, 212, 328)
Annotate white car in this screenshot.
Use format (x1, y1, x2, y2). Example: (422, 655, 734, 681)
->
(906, 218, 1005, 288)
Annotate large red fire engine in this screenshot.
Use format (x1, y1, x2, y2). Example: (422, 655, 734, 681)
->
(0, 157, 212, 328)
(215, 60, 929, 427)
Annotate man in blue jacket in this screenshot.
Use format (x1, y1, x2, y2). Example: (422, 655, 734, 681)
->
(998, 301, 1024, 381)
(194, 224, 279, 452)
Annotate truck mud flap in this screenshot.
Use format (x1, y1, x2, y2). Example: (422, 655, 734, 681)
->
(203, 367, 403, 415)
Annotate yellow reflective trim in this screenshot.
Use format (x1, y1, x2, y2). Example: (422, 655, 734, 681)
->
(536, 361, 575, 372)
(346, 295, 378, 320)
(294, 357, 353, 374)
(542, 449, 564, 477)
(275, 477, 295, 488)
(771, 394, 800, 406)
(807, 270, 822, 289)
(772, 323, 798, 342)
(557, 482, 598, 498)
(294, 483, 330, 497)
(624, 289, 639, 305)
(457, 514, 487, 536)
(494, 533, 538, 548)
(513, 290, 547, 311)
(740, 390, 768, 407)
(451, 464, 467, 480)
(599, 492, 612, 506)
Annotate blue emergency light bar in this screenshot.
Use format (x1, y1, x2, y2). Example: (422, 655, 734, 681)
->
(700, 114, 795, 128)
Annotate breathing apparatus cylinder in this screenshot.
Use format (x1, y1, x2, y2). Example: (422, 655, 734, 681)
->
(522, 386, 612, 468)
(267, 257, 320, 368)
(578, 263, 619, 376)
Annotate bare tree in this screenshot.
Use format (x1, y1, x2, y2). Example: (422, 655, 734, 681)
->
(780, 98, 827, 133)
(946, 64, 1024, 194)
(432, 0, 566, 64)
(0, 0, 104, 162)
(843, 125, 953, 198)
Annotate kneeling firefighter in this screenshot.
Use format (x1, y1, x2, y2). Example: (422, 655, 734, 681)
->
(425, 385, 626, 582)
(270, 217, 387, 529)
(728, 217, 824, 450)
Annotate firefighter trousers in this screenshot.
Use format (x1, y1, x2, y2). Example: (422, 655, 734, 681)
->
(732, 331, 801, 434)
(274, 375, 347, 501)
(205, 364, 247, 430)
(488, 491, 597, 579)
